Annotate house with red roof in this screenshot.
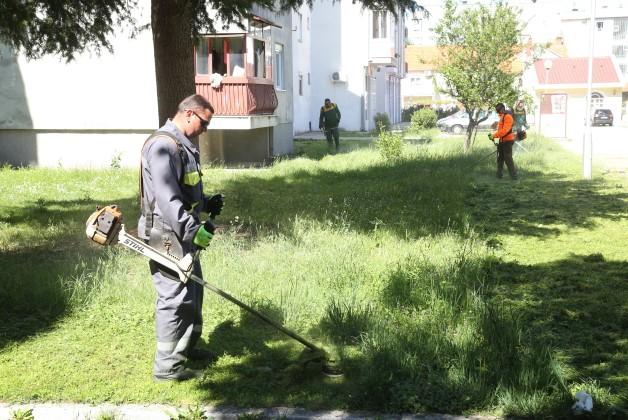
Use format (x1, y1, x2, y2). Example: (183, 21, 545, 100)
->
(532, 56, 623, 138)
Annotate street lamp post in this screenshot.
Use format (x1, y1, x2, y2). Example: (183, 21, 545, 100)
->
(583, 0, 596, 179)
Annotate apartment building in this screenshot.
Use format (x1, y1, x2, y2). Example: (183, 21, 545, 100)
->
(0, 2, 293, 167)
(293, 0, 406, 133)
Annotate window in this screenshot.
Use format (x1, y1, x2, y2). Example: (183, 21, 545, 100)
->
(211, 38, 226, 75)
(597, 21, 604, 31)
(275, 43, 285, 89)
(195, 36, 245, 77)
(612, 45, 628, 58)
(373, 11, 387, 39)
(227, 37, 245, 76)
(196, 40, 209, 74)
(299, 74, 303, 96)
(613, 18, 628, 41)
(253, 39, 266, 78)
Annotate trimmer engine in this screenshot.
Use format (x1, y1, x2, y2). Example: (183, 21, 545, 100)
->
(85, 205, 123, 245)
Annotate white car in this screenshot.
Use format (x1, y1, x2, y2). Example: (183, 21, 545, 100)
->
(437, 111, 500, 134)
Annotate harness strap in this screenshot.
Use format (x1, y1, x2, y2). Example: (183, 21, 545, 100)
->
(139, 131, 189, 237)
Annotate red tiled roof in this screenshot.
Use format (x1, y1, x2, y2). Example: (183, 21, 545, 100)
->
(405, 45, 443, 71)
(535, 57, 620, 85)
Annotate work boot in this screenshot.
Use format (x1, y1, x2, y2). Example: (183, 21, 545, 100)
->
(186, 348, 217, 362)
(153, 368, 202, 382)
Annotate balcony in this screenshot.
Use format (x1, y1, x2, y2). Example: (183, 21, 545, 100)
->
(196, 76, 278, 116)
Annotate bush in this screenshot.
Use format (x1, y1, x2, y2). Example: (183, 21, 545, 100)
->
(373, 113, 391, 133)
(376, 129, 404, 162)
(410, 108, 438, 131)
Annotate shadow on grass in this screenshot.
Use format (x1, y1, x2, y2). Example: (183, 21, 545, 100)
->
(0, 195, 139, 350)
(489, 254, 628, 394)
(308, 253, 628, 416)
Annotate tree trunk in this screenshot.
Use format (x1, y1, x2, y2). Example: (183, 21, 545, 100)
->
(151, 0, 196, 127)
(464, 121, 476, 152)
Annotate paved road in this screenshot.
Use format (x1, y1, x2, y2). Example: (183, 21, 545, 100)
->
(551, 125, 628, 173)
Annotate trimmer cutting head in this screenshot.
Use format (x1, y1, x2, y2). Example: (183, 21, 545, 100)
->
(297, 348, 344, 377)
(321, 358, 344, 377)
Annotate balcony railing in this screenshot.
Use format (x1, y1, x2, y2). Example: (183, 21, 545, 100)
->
(196, 76, 278, 116)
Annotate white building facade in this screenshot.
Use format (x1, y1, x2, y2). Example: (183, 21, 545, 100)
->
(292, 1, 406, 133)
(0, 2, 294, 168)
(291, 6, 314, 133)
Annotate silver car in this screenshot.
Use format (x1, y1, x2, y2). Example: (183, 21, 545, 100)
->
(437, 110, 500, 134)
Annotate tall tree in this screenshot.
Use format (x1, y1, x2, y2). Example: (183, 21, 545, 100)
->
(433, 0, 521, 151)
(0, 0, 425, 126)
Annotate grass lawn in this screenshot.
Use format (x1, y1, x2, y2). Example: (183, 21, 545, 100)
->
(0, 133, 626, 418)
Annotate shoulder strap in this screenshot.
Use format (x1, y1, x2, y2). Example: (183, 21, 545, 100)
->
(139, 131, 188, 215)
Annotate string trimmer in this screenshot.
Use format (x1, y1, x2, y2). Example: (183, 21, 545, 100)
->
(85, 205, 342, 377)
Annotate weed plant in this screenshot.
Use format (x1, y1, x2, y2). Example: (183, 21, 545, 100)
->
(0, 134, 626, 418)
(375, 130, 404, 162)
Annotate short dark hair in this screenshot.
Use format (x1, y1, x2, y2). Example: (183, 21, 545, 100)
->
(324, 98, 331, 102)
(178, 94, 215, 114)
(495, 103, 505, 113)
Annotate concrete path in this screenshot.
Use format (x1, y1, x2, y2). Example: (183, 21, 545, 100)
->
(0, 403, 499, 420)
(552, 125, 628, 174)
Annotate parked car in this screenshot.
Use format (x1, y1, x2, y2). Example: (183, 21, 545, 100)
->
(437, 111, 500, 134)
(592, 109, 613, 126)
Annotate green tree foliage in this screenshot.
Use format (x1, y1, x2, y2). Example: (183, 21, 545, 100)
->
(0, 0, 426, 125)
(433, 0, 521, 151)
(0, 0, 137, 60)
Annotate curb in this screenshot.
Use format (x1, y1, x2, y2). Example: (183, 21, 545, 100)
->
(0, 403, 500, 420)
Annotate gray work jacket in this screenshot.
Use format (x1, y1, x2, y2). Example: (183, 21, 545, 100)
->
(138, 120, 210, 251)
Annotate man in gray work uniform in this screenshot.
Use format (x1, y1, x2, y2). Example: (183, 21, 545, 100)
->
(138, 94, 224, 381)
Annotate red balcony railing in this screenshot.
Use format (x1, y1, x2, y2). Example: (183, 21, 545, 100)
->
(196, 76, 278, 116)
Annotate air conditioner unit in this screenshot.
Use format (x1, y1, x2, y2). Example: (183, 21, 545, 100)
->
(331, 71, 347, 83)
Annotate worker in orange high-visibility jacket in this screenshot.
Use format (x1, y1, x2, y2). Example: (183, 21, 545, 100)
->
(488, 103, 518, 180)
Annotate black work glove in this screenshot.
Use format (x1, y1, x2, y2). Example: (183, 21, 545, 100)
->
(207, 194, 224, 217)
(203, 218, 216, 234)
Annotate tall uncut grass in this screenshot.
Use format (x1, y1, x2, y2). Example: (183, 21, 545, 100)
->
(0, 134, 626, 418)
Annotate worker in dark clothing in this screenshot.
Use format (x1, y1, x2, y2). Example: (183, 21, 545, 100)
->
(319, 98, 341, 153)
(488, 103, 518, 180)
(138, 94, 224, 382)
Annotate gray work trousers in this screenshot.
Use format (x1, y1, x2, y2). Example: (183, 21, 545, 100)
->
(149, 259, 203, 376)
(325, 127, 340, 151)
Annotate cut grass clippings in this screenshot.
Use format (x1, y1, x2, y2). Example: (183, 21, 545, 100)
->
(0, 133, 626, 418)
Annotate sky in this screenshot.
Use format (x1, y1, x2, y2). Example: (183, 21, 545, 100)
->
(408, 0, 627, 45)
